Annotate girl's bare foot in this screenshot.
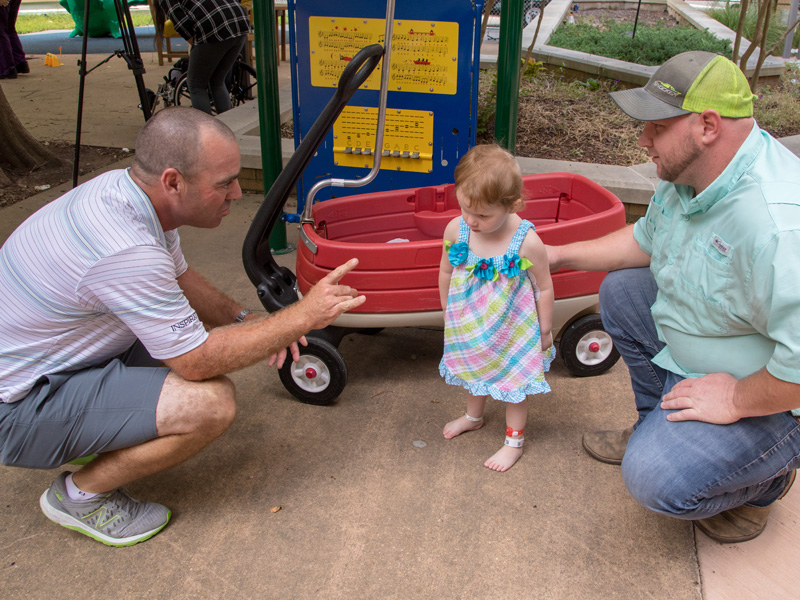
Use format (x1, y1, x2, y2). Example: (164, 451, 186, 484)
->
(484, 445, 523, 472)
(443, 414, 484, 439)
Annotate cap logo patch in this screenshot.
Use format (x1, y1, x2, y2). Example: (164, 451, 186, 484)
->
(654, 81, 682, 96)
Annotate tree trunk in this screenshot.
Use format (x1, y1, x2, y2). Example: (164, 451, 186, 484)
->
(0, 83, 63, 181)
(749, 0, 778, 89)
(732, 0, 750, 62)
(739, 0, 771, 70)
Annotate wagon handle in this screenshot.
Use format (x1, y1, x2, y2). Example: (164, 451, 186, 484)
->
(242, 42, 386, 312)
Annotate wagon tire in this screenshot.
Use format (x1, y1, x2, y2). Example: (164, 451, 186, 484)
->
(278, 337, 347, 405)
(559, 314, 620, 377)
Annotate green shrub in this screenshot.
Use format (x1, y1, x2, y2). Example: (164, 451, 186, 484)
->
(548, 20, 732, 65)
(707, 3, 800, 55)
(753, 62, 800, 136)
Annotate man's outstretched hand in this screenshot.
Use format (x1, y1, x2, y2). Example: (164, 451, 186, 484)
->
(300, 258, 367, 331)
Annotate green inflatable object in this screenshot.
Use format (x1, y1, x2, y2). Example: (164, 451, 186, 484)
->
(59, 0, 122, 39)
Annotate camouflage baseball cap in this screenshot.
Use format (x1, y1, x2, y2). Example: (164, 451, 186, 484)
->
(609, 51, 756, 121)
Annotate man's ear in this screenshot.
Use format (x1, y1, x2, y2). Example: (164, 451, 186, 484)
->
(161, 168, 184, 196)
(698, 109, 723, 145)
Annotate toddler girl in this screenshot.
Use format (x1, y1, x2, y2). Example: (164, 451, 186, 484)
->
(439, 144, 554, 471)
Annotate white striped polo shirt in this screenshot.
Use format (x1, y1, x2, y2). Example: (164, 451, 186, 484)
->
(0, 169, 208, 403)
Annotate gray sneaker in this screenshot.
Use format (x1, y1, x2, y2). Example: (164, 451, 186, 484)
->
(39, 472, 171, 547)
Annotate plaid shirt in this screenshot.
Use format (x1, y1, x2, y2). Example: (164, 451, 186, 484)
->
(159, 0, 251, 45)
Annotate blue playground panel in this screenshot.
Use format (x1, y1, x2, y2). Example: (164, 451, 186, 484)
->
(287, 0, 483, 214)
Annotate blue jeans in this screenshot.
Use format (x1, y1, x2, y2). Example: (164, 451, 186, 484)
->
(599, 268, 800, 519)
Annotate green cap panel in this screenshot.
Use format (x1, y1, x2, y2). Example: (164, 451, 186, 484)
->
(683, 55, 756, 117)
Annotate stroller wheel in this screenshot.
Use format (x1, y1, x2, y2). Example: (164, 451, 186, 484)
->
(279, 337, 347, 405)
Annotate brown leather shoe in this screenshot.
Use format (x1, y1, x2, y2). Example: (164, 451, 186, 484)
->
(695, 469, 796, 544)
(581, 426, 634, 465)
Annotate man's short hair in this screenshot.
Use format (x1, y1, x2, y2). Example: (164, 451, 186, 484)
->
(609, 51, 757, 121)
(132, 107, 237, 181)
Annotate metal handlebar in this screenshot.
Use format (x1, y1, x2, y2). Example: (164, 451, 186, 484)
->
(301, 0, 396, 223)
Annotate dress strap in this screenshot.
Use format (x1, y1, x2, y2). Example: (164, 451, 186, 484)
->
(507, 220, 534, 255)
(457, 217, 470, 243)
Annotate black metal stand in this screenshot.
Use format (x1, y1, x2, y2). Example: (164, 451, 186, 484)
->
(72, 0, 152, 187)
(631, 0, 642, 39)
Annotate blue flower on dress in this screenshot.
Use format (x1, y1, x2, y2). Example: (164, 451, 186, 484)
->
(448, 242, 469, 266)
(473, 258, 496, 281)
(500, 253, 521, 278)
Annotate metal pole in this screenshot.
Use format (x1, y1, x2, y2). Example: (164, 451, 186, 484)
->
(632, 0, 643, 38)
(784, 0, 799, 58)
(252, 0, 291, 253)
(72, 0, 92, 187)
(494, 0, 523, 152)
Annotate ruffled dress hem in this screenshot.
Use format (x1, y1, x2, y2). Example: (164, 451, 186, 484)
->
(439, 359, 552, 403)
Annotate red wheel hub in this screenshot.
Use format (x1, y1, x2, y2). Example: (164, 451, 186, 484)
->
(589, 342, 600, 353)
(305, 367, 318, 379)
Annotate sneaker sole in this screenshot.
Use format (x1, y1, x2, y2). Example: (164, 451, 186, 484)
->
(39, 490, 171, 547)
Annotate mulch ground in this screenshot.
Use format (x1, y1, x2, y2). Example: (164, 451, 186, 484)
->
(0, 142, 132, 209)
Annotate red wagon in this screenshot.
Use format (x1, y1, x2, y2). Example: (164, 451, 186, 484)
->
(276, 172, 626, 403)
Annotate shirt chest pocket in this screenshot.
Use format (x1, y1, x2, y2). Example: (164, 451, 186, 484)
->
(646, 199, 675, 257)
(674, 235, 734, 334)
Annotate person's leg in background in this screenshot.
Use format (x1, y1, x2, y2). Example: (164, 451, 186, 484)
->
(1, 0, 17, 78)
(186, 35, 246, 114)
(8, 0, 26, 73)
(0, 0, 27, 78)
(206, 34, 246, 113)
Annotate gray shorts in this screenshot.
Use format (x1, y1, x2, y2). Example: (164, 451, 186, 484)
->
(0, 343, 169, 469)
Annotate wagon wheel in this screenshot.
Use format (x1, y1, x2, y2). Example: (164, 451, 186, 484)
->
(278, 337, 347, 405)
(559, 314, 620, 377)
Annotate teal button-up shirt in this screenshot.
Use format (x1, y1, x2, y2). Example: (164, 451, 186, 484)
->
(633, 123, 800, 414)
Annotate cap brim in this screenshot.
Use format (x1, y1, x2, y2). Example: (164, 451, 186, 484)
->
(609, 87, 691, 121)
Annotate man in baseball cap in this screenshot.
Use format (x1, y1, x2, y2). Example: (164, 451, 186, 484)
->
(547, 51, 800, 544)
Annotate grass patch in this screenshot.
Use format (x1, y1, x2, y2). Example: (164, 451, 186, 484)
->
(707, 3, 800, 55)
(16, 10, 153, 35)
(548, 20, 732, 65)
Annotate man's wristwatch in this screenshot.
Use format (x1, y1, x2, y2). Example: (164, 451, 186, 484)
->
(234, 308, 252, 323)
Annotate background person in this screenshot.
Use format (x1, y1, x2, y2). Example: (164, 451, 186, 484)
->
(0, 0, 28, 79)
(439, 144, 555, 472)
(155, 0, 250, 114)
(0, 107, 365, 546)
(547, 51, 800, 543)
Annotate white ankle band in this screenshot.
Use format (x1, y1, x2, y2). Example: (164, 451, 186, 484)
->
(504, 435, 524, 448)
(464, 413, 483, 422)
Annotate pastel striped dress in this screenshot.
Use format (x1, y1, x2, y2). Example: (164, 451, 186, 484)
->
(439, 218, 554, 403)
